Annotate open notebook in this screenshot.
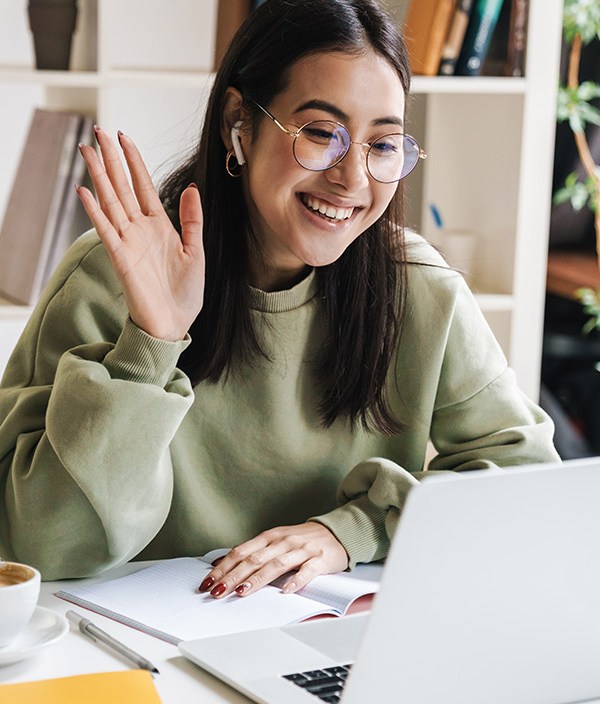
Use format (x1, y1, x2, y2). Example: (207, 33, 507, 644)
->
(56, 552, 382, 645)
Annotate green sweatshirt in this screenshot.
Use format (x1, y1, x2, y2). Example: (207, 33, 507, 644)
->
(0, 231, 558, 580)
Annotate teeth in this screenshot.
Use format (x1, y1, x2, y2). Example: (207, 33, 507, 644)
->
(304, 195, 353, 221)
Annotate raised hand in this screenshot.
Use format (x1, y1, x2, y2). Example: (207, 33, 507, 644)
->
(76, 127, 205, 341)
(198, 523, 349, 598)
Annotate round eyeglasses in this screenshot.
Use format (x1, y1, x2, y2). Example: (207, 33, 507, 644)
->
(249, 99, 426, 184)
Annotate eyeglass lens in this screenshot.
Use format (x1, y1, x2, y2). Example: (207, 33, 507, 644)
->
(292, 121, 420, 183)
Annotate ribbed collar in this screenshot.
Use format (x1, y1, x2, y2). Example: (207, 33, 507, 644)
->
(248, 269, 319, 313)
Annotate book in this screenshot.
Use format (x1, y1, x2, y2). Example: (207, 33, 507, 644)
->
(481, 0, 527, 76)
(504, 0, 529, 77)
(480, 0, 511, 75)
(2, 670, 161, 704)
(42, 115, 93, 284)
(56, 553, 382, 646)
(454, 0, 505, 76)
(0, 108, 93, 306)
(403, 0, 456, 76)
(438, 0, 476, 76)
(213, 0, 251, 71)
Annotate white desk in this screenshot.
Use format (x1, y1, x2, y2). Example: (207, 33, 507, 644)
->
(0, 566, 248, 702)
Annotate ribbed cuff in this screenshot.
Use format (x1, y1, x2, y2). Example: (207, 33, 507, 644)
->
(103, 318, 191, 387)
(310, 494, 390, 569)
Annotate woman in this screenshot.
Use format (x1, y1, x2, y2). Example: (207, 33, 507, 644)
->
(0, 0, 558, 589)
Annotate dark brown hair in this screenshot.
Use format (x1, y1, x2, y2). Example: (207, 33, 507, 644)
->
(160, 0, 411, 434)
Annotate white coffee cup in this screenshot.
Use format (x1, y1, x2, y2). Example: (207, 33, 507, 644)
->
(0, 561, 41, 648)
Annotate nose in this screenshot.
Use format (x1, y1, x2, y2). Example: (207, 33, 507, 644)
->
(324, 142, 370, 191)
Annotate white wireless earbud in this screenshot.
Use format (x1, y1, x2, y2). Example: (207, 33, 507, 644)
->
(231, 121, 246, 166)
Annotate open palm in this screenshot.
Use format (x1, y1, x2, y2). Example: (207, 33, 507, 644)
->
(77, 127, 204, 341)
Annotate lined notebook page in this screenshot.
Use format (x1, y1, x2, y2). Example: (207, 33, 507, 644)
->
(291, 568, 382, 613)
(56, 558, 379, 645)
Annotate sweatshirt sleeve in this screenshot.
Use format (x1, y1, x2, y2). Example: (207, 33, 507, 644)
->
(312, 249, 560, 568)
(0, 232, 194, 580)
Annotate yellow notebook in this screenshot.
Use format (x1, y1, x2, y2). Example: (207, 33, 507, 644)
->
(0, 670, 161, 703)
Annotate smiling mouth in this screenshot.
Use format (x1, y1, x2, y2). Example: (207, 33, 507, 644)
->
(299, 194, 356, 222)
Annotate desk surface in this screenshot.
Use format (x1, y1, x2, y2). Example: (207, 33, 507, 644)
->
(0, 566, 247, 703)
(4, 568, 600, 704)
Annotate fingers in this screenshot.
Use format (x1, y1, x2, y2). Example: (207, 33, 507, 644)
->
(93, 127, 142, 220)
(75, 184, 122, 255)
(117, 131, 165, 216)
(179, 184, 204, 256)
(78, 142, 130, 233)
(198, 524, 348, 599)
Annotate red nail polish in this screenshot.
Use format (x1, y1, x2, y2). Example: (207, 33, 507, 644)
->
(117, 130, 124, 145)
(188, 182, 198, 189)
(199, 576, 215, 592)
(235, 582, 251, 595)
(211, 583, 226, 598)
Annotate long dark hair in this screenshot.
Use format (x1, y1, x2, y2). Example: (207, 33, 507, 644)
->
(160, 0, 411, 434)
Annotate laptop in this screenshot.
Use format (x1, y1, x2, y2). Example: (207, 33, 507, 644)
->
(179, 457, 600, 704)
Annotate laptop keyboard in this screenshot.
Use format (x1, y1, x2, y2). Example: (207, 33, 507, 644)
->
(282, 664, 352, 702)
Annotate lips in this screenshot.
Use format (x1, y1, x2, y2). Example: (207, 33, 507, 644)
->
(300, 194, 355, 221)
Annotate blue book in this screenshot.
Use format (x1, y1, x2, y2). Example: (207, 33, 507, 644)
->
(454, 0, 505, 76)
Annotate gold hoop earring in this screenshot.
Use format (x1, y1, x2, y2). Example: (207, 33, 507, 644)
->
(225, 150, 243, 178)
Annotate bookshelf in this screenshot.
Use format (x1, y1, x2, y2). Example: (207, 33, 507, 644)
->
(0, 0, 563, 403)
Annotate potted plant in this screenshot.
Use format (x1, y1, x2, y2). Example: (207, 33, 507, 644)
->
(553, 0, 600, 331)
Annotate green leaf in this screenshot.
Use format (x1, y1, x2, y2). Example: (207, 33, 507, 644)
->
(557, 84, 600, 131)
(578, 81, 600, 101)
(579, 102, 600, 126)
(563, 0, 600, 43)
(554, 175, 594, 211)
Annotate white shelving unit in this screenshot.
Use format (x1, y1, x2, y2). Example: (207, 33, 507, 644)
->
(0, 0, 563, 402)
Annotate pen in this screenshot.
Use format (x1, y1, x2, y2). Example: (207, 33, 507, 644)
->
(429, 202, 444, 230)
(66, 610, 160, 675)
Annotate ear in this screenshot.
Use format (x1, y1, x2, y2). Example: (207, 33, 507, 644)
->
(221, 87, 250, 163)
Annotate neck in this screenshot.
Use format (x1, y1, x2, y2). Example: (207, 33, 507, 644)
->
(249, 259, 312, 292)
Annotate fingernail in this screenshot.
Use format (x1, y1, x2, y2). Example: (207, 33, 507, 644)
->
(74, 184, 81, 193)
(93, 124, 100, 139)
(282, 582, 296, 594)
(188, 182, 198, 189)
(117, 130, 125, 145)
(199, 576, 215, 592)
(210, 583, 227, 598)
(235, 582, 251, 595)
(78, 143, 85, 153)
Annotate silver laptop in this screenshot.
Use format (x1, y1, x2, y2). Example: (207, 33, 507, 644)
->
(180, 457, 600, 704)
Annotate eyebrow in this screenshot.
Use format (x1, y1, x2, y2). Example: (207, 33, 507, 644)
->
(294, 99, 404, 128)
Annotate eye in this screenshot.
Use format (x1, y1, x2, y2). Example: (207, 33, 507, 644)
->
(370, 136, 402, 157)
(302, 122, 342, 145)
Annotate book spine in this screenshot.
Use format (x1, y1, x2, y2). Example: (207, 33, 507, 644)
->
(438, 0, 476, 76)
(503, 0, 529, 77)
(454, 0, 506, 76)
(404, 0, 456, 76)
(42, 116, 94, 285)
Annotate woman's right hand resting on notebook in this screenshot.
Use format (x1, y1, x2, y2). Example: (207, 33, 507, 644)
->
(76, 127, 205, 342)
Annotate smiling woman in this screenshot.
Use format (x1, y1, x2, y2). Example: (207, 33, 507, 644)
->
(0, 0, 559, 592)
(225, 50, 408, 285)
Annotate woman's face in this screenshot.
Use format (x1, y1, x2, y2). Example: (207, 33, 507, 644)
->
(239, 49, 406, 290)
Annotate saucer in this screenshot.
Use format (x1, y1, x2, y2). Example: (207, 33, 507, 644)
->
(0, 606, 69, 666)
